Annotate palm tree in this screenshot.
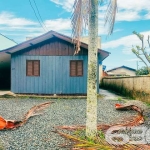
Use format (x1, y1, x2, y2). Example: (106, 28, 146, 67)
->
(71, 0, 117, 138)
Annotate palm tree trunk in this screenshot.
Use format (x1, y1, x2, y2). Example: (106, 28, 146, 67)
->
(86, 0, 98, 138)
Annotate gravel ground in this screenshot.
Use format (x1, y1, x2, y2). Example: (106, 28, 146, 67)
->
(0, 97, 138, 150)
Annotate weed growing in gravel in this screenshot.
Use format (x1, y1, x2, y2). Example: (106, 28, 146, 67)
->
(0, 145, 4, 150)
(145, 102, 150, 108)
(72, 129, 111, 149)
(117, 97, 122, 101)
(0, 140, 4, 150)
(97, 94, 105, 99)
(98, 130, 105, 140)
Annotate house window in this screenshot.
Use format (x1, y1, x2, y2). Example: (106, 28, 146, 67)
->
(70, 60, 83, 77)
(26, 60, 40, 76)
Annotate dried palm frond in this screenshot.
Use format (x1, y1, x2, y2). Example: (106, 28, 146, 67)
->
(21, 102, 53, 125)
(115, 103, 143, 114)
(55, 103, 146, 149)
(104, 0, 117, 35)
(55, 124, 111, 132)
(0, 116, 6, 130)
(55, 129, 144, 150)
(55, 103, 144, 133)
(71, 0, 91, 55)
(115, 103, 144, 127)
(54, 130, 113, 150)
(0, 102, 54, 130)
(71, 0, 117, 54)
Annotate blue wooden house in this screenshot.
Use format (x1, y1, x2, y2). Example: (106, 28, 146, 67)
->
(2, 31, 110, 94)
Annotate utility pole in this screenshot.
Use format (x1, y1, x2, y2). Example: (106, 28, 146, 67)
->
(137, 61, 139, 70)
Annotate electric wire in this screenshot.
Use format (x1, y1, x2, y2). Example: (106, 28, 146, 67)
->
(28, 0, 47, 32)
(33, 0, 48, 31)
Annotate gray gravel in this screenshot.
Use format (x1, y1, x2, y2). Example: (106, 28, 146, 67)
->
(0, 97, 137, 150)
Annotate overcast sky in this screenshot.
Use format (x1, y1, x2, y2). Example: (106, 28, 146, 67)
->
(0, 0, 150, 70)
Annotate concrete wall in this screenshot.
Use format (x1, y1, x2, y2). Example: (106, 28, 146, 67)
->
(81, 37, 101, 48)
(101, 76, 150, 102)
(99, 65, 103, 81)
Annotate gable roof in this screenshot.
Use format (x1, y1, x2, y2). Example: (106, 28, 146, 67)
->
(1, 30, 110, 59)
(107, 65, 136, 72)
(0, 31, 110, 70)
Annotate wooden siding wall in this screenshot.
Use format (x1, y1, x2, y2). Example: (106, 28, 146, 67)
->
(16, 37, 88, 56)
(11, 37, 101, 94)
(11, 55, 88, 94)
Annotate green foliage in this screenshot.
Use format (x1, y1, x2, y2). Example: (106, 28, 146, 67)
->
(133, 31, 144, 41)
(97, 130, 105, 140)
(72, 129, 112, 150)
(0, 140, 4, 150)
(117, 97, 122, 101)
(145, 102, 150, 108)
(136, 67, 149, 75)
(132, 31, 150, 74)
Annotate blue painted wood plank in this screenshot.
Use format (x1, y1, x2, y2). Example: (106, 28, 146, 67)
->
(11, 55, 93, 94)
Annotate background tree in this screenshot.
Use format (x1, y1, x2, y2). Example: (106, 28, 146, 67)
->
(136, 66, 149, 75)
(132, 31, 150, 74)
(71, 0, 117, 138)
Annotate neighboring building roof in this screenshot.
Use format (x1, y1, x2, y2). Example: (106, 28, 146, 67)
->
(107, 65, 136, 72)
(103, 65, 106, 71)
(0, 33, 17, 51)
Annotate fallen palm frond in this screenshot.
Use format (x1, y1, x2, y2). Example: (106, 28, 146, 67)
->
(55, 124, 111, 133)
(55, 103, 148, 149)
(55, 128, 150, 150)
(54, 130, 114, 150)
(0, 101, 54, 130)
(54, 129, 144, 150)
(21, 102, 53, 125)
(115, 103, 144, 126)
(115, 103, 143, 114)
(55, 102, 144, 131)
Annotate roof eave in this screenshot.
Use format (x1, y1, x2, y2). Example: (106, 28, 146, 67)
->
(1, 30, 110, 58)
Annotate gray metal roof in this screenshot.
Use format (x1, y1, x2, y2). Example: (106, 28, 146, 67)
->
(0, 30, 110, 69)
(107, 65, 136, 72)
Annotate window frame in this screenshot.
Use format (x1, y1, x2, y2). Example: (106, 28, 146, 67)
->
(70, 60, 83, 77)
(26, 60, 40, 77)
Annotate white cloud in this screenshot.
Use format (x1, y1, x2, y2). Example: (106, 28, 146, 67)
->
(117, 0, 150, 11)
(50, 0, 74, 12)
(0, 12, 37, 26)
(0, 11, 73, 43)
(44, 18, 71, 31)
(125, 58, 140, 62)
(50, 0, 150, 22)
(48, 0, 150, 37)
(102, 31, 150, 54)
(116, 0, 150, 21)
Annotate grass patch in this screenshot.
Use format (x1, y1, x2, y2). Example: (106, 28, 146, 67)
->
(117, 97, 122, 101)
(18, 94, 87, 100)
(0, 140, 4, 150)
(145, 102, 150, 108)
(72, 129, 111, 150)
(97, 94, 105, 99)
